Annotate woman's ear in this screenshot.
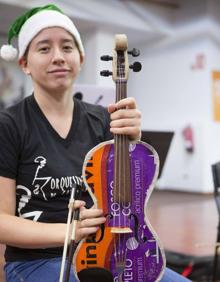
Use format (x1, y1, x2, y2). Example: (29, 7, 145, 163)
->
(19, 57, 30, 75)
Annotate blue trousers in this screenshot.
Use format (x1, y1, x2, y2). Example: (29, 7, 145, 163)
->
(4, 257, 78, 282)
(5, 258, 192, 282)
(161, 267, 192, 282)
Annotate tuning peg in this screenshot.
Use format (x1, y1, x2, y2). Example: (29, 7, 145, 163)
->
(129, 62, 142, 72)
(100, 55, 113, 61)
(100, 70, 113, 77)
(128, 48, 140, 57)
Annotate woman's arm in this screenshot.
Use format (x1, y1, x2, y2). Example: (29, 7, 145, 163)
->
(0, 176, 67, 248)
(0, 176, 106, 249)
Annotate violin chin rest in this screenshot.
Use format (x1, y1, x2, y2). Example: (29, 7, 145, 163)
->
(77, 267, 113, 282)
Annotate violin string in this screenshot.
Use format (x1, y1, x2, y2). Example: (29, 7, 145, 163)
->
(122, 54, 127, 267)
(118, 54, 122, 266)
(114, 132, 118, 266)
(120, 53, 125, 267)
(120, 73, 125, 266)
(113, 54, 119, 268)
(122, 52, 129, 265)
(118, 53, 124, 267)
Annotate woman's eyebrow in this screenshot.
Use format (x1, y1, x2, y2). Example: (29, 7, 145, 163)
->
(62, 39, 75, 44)
(35, 39, 51, 46)
(35, 38, 75, 46)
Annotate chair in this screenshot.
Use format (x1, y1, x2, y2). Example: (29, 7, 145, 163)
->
(212, 162, 220, 282)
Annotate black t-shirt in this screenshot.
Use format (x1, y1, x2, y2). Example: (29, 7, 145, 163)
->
(0, 94, 112, 262)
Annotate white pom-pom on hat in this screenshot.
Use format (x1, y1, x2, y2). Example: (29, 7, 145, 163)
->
(0, 44, 18, 61)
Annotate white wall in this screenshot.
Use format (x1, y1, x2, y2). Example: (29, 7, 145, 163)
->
(78, 29, 115, 88)
(131, 37, 212, 129)
(128, 35, 220, 193)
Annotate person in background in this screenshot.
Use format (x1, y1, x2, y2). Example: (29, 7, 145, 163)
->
(0, 4, 191, 282)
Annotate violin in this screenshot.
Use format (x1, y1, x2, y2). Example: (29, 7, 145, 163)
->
(74, 34, 166, 281)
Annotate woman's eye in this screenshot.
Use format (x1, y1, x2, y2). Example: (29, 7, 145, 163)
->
(39, 47, 50, 53)
(63, 45, 73, 51)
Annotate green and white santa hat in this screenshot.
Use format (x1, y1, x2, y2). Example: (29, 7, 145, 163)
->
(0, 4, 85, 61)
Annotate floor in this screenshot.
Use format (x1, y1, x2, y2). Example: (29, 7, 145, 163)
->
(147, 189, 218, 258)
(0, 189, 218, 281)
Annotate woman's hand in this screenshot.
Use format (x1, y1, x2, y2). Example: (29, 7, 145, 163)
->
(73, 200, 106, 243)
(108, 97, 141, 141)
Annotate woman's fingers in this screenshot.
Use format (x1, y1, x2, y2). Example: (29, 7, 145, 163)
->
(108, 97, 141, 141)
(108, 97, 137, 113)
(79, 215, 106, 227)
(73, 200, 86, 209)
(75, 207, 106, 242)
(79, 207, 104, 220)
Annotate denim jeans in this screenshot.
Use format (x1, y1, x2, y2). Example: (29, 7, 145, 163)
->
(4, 257, 78, 282)
(5, 258, 191, 282)
(161, 267, 192, 282)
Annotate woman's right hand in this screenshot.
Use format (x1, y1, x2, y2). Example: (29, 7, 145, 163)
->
(73, 200, 106, 243)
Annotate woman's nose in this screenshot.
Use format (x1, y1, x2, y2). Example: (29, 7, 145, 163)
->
(52, 47, 65, 64)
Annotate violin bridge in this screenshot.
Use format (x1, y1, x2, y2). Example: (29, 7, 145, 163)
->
(111, 227, 132, 234)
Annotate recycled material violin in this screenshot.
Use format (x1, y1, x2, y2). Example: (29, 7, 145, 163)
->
(74, 34, 166, 282)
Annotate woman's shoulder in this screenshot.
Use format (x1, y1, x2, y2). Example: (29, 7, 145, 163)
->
(0, 95, 32, 128)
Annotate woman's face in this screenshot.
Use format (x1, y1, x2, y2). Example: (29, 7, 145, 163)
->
(20, 27, 83, 94)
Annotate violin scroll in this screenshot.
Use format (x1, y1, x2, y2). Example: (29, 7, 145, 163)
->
(100, 34, 142, 81)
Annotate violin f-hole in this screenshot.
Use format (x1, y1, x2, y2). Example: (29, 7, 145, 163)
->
(129, 213, 147, 243)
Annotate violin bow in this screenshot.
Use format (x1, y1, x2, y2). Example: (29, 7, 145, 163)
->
(59, 183, 82, 282)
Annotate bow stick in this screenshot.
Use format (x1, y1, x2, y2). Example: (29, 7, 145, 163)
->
(59, 183, 82, 282)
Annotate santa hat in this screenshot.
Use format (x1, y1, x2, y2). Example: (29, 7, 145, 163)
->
(0, 4, 85, 61)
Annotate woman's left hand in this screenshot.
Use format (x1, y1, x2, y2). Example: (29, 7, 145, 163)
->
(108, 97, 141, 141)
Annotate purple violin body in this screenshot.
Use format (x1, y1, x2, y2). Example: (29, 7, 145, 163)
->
(105, 141, 166, 281)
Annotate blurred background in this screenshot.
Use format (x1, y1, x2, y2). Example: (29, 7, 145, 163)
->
(1, 0, 220, 281)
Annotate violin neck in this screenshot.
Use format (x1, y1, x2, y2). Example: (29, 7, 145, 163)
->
(115, 79, 127, 102)
(113, 80, 131, 204)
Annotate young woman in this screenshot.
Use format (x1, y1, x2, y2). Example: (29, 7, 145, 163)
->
(0, 4, 191, 282)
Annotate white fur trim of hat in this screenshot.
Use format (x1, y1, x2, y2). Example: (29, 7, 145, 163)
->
(18, 10, 84, 59)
